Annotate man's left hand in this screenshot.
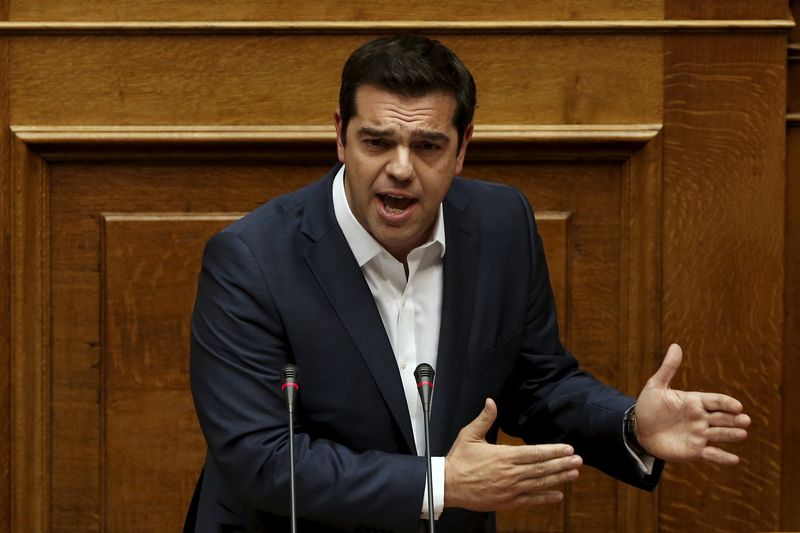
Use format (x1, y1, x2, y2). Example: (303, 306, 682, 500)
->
(634, 343, 751, 465)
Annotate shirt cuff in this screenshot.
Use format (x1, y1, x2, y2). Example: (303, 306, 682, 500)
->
(622, 411, 655, 476)
(420, 457, 445, 520)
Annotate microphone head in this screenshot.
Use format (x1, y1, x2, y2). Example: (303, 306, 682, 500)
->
(280, 364, 299, 412)
(414, 363, 434, 384)
(281, 364, 298, 384)
(414, 363, 435, 412)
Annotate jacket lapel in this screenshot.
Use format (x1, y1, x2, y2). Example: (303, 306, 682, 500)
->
(300, 166, 417, 454)
(430, 186, 480, 455)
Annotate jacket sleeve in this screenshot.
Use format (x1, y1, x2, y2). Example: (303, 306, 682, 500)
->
(190, 231, 426, 532)
(497, 188, 664, 490)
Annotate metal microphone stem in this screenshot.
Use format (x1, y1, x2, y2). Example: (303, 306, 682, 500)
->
(423, 407, 435, 533)
(288, 408, 297, 533)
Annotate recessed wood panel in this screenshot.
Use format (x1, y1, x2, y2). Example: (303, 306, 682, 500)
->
(8, 0, 663, 22)
(9, 34, 661, 126)
(101, 214, 239, 529)
(103, 214, 241, 389)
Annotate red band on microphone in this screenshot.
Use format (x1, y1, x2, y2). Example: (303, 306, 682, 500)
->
(281, 383, 299, 391)
(416, 381, 434, 389)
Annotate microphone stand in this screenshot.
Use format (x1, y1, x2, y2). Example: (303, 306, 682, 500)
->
(414, 363, 436, 533)
(422, 403, 435, 533)
(281, 364, 299, 533)
(288, 406, 296, 533)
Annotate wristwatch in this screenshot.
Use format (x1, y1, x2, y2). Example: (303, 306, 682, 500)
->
(624, 405, 648, 456)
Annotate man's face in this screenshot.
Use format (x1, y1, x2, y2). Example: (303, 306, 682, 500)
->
(334, 85, 472, 262)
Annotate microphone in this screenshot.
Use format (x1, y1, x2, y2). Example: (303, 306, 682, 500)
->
(414, 363, 436, 533)
(281, 364, 299, 413)
(280, 364, 299, 533)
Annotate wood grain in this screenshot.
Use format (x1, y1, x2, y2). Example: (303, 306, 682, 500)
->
(0, 29, 11, 533)
(8, 34, 662, 126)
(661, 33, 786, 532)
(10, 131, 50, 532)
(783, 125, 800, 531)
(666, 0, 789, 20)
(783, 3, 800, 527)
(7, 0, 664, 22)
(102, 215, 237, 530)
(0, 20, 795, 35)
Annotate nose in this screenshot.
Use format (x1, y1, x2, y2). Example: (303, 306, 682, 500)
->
(385, 146, 413, 182)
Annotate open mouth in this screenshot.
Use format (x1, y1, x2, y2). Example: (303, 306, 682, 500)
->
(379, 193, 415, 214)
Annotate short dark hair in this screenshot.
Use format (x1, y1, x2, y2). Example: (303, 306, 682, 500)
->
(339, 35, 477, 150)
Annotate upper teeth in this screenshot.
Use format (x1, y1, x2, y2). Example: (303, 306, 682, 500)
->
(385, 194, 406, 199)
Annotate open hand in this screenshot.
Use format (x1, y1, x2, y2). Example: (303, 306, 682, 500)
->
(444, 398, 582, 511)
(634, 344, 751, 465)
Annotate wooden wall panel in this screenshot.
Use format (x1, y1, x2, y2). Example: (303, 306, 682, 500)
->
(0, 0, 11, 525)
(102, 215, 238, 530)
(783, 1, 799, 529)
(661, 33, 786, 532)
(0, 2, 793, 532)
(7, 1, 663, 22)
(665, 1, 788, 20)
(8, 35, 661, 126)
(784, 124, 800, 531)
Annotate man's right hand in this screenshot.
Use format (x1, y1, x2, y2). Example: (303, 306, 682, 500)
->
(444, 398, 582, 511)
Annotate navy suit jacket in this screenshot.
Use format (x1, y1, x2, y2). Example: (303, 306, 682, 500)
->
(188, 163, 662, 532)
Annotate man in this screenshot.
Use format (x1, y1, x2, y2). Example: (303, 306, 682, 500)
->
(187, 35, 750, 532)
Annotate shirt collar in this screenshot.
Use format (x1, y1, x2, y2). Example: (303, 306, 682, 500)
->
(332, 165, 446, 267)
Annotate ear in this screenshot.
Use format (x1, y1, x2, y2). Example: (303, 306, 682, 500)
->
(454, 123, 474, 175)
(334, 109, 346, 163)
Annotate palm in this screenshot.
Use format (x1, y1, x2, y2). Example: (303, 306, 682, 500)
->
(634, 344, 750, 465)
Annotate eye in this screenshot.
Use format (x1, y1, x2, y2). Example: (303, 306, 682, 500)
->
(363, 138, 389, 150)
(418, 141, 441, 152)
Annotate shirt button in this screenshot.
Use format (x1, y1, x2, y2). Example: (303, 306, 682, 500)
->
(400, 359, 408, 369)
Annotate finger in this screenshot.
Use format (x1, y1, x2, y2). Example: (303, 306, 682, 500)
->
(512, 454, 583, 478)
(700, 393, 743, 414)
(461, 398, 498, 442)
(705, 427, 748, 443)
(700, 446, 740, 465)
(508, 444, 576, 465)
(708, 412, 751, 428)
(504, 491, 564, 509)
(512, 467, 581, 491)
(648, 343, 683, 389)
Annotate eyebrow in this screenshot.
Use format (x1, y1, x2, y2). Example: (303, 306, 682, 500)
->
(356, 126, 450, 142)
(357, 126, 394, 138)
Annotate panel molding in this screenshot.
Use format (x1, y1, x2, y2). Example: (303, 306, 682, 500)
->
(11, 124, 661, 162)
(9, 124, 662, 532)
(10, 129, 51, 533)
(0, 19, 794, 35)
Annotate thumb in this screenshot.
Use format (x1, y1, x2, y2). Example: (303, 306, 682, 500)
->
(648, 343, 683, 389)
(461, 398, 498, 442)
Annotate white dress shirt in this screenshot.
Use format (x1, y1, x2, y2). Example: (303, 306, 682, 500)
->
(332, 165, 446, 519)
